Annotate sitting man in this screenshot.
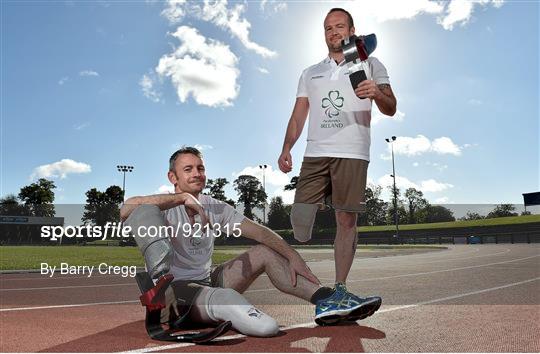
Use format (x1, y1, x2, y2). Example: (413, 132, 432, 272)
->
(120, 146, 379, 337)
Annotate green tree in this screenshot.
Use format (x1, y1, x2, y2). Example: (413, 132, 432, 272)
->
(284, 176, 299, 191)
(486, 204, 518, 218)
(423, 205, 455, 223)
(233, 175, 267, 220)
(18, 178, 56, 217)
(460, 211, 484, 221)
(204, 178, 235, 206)
(386, 185, 405, 224)
(386, 203, 408, 225)
(0, 194, 30, 216)
(267, 196, 290, 230)
(404, 188, 428, 224)
(363, 185, 388, 226)
(82, 185, 124, 227)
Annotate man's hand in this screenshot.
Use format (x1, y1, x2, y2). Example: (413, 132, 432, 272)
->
(278, 150, 293, 173)
(288, 253, 320, 287)
(180, 193, 210, 226)
(354, 80, 382, 100)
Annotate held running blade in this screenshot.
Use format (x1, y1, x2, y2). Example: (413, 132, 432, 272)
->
(341, 34, 377, 91)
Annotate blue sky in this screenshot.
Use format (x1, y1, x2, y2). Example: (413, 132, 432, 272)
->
(2, 0, 538, 214)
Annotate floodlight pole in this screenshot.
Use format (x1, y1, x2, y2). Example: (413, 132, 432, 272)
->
(259, 164, 268, 224)
(385, 137, 399, 239)
(116, 165, 134, 201)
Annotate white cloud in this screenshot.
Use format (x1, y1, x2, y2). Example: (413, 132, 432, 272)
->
(30, 159, 91, 180)
(139, 73, 161, 103)
(426, 162, 448, 172)
(434, 196, 450, 203)
(257, 67, 270, 74)
(79, 70, 99, 77)
(58, 76, 69, 85)
(349, 0, 444, 22)
(378, 174, 419, 191)
(377, 174, 453, 194)
(161, 0, 187, 23)
(381, 135, 463, 159)
(155, 26, 239, 107)
(348, 0, 503, 31)
(73, 122, 90, 131)
(260, 0, 287, 14)
(419, 179, 454, 192)
(462, 143, 479, 149)
(468, 98, 483, 105)
(371, 109, 405, 125)
(156, 184, 175, 194)
(437, 0, 504, 30)
(161, 0, 276, 58)
(272, 188, 295, 205)
(233, 165, 290, 188)
(413, 162, 419, 167)
(431, 137, 461, 156)
(194, 144, 213, 151)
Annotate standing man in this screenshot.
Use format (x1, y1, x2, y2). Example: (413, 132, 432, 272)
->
(278, 8, 397, 315)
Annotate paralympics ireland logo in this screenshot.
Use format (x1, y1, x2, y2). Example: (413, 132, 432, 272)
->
(321, 90, 344, 119)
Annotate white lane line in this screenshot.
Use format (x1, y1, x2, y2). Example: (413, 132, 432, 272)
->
(3, 253, 537, 310)
(315, 248, 513, 281)
(122, 277, 540, 353)
(246, 254, 540, 294)
(0, 300, 139, 312)
(0, 283, 136, 292)
(347, 254, 540, 283)
(316, 248, 514, 280)
(398, 248, 510, 265)
(0, 273, 123, 281)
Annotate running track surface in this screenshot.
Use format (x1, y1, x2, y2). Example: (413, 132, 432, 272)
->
(1, 244, 539, 352)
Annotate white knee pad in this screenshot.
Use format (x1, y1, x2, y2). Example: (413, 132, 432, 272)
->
(290, 203, 318, 243)
(125, 204, 173, 279)
(205, 288, 279, 337)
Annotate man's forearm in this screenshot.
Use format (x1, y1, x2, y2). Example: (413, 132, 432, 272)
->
(375, 84, 397, 116)
(282, 97, 309, 153)
(282, 119, 300, 153)
(120, 193, 186, 221)
(240, 219, 298, 261)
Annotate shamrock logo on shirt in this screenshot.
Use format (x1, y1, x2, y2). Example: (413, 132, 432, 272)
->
(321, 90, 344, 119)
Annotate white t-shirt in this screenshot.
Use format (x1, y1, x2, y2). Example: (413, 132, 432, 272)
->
(296, 56, 390, 161)
(162, 194, 245, 280)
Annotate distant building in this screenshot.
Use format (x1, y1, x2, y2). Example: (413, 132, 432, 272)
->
(0, 216, 64, 245)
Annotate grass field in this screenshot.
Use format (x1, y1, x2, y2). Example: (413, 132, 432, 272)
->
(0, 244, 447, 271)
(357, 214, 540, 232)
(274, 214, 540, 237)
(0, 246, 237, 271)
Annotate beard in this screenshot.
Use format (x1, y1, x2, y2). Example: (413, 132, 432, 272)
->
(327, 37, 343, 52)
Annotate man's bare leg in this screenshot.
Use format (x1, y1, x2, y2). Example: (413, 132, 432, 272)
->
(334, 211, 358, 284)
(221, 244, 320, 301)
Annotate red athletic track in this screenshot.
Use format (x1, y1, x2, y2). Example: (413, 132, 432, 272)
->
(1, 244, 539, 352)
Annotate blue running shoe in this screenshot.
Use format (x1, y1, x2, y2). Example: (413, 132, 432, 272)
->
(334, 283, 382, 322)
(345, 293, 382, 322)
(314, 283, 363, 326)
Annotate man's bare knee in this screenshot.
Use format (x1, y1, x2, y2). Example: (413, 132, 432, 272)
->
(335, 211, 357, 230)
(250, 244, 284, 263)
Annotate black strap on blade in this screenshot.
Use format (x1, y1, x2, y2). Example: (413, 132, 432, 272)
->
(135, 271, 232, 344)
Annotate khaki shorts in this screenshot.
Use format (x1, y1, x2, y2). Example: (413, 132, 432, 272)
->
(294, 157, 369, 213)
